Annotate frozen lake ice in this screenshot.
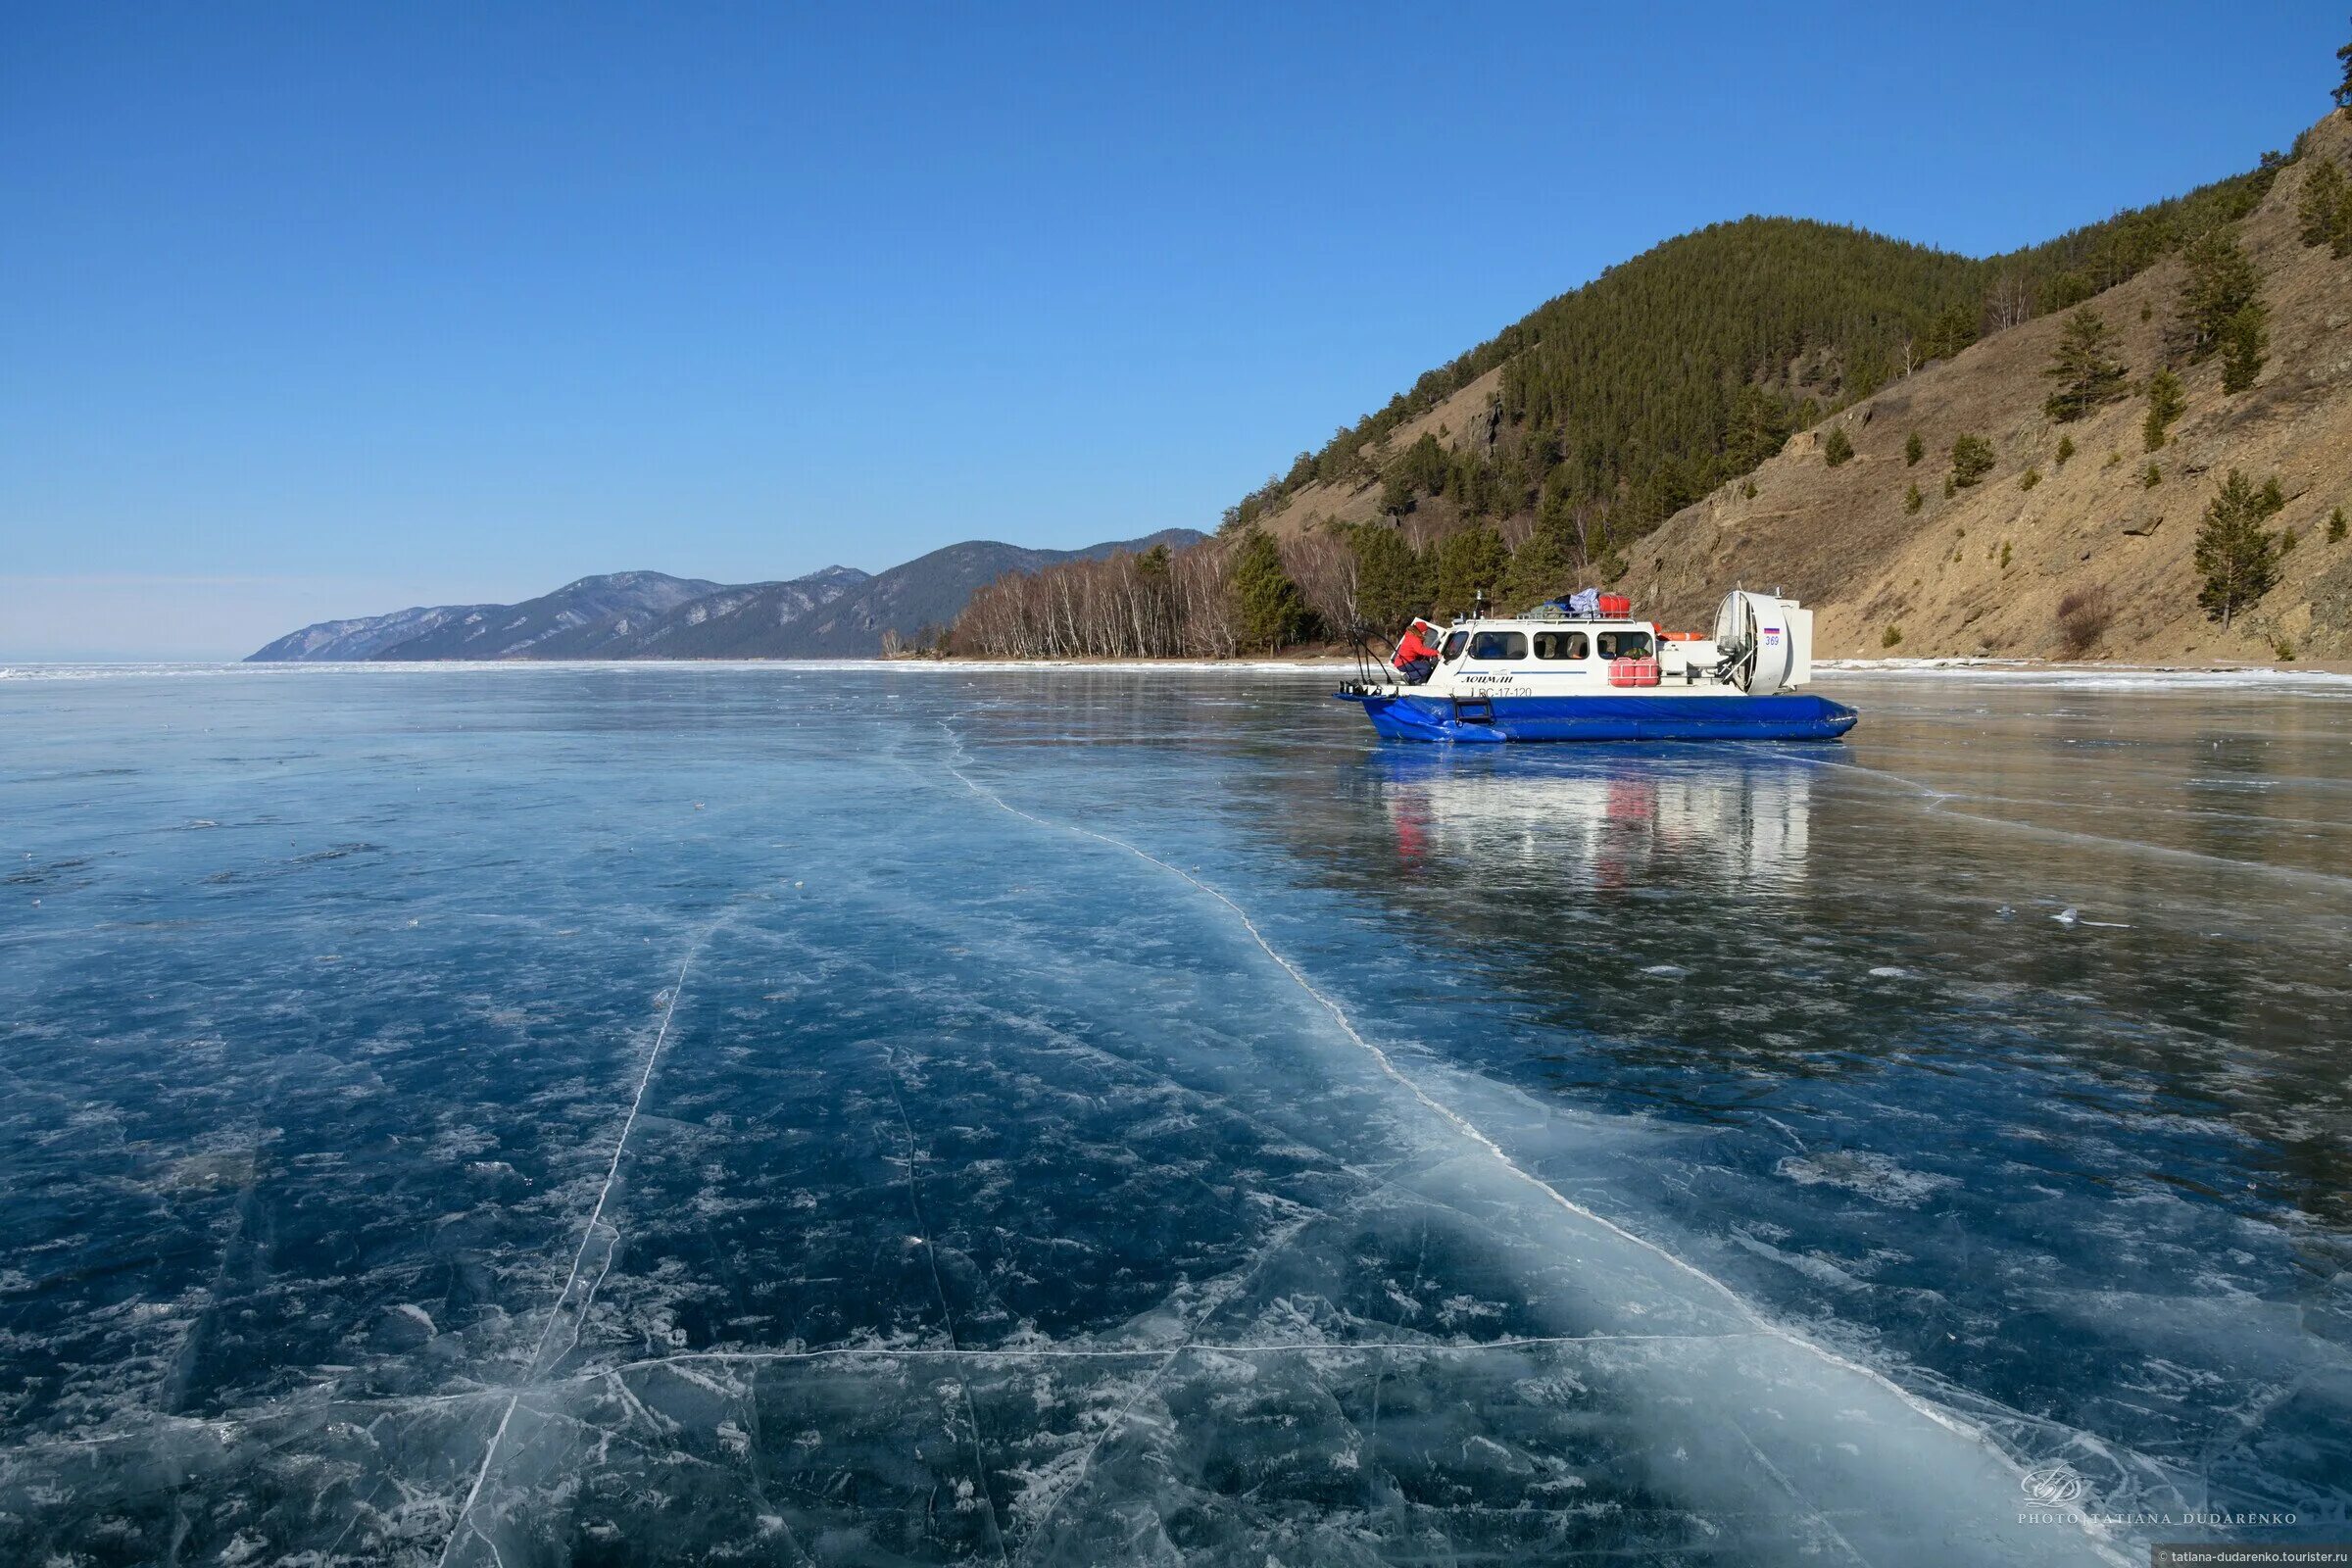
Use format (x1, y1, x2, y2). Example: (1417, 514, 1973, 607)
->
(1, 663, 2346, 1564)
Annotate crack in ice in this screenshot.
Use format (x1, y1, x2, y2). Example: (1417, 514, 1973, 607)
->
(938, 719, 2132, 1562)
(877, 1045, 1015, 1568)
(1722, 1410, 1873, 1566)
(438, 1395, 520, 1568)
(1794, 754, 2352, 897)
(435, 923, 718, 1568)
(608, 1330, 1765, 1376)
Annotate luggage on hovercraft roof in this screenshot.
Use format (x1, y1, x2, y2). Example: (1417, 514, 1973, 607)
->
(1546, 588, 1633, 619)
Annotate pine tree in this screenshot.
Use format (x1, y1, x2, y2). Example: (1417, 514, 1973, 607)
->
(1823, 426, 1855, 466)
(1903, 482, 1924, 514)
(1433, 526, 1511, 617)
(2194, 469, 2286, 628)
(2041, 272, 2096, 312)
(1950, 434, 1995, 487)
(2330, 507, 2348, 544)
(1230, 527, 1316, 650)
(1723, 384, 1794, 470)
(2041, 309, 2129, 421)
(1378, 471, 1416, 519)
(1349, 523, 1430, 630)
(1501, 512, 1579, 609)
(2176, 230, 2261, 360)
(2299, 157, 2348, 247)
(1387, 431, 1447, 503)
(2056, 434, 2077, 466)
(2221, 305, 2268, 393)
(1921, 301, 1979, 362)
(1905, 430, 1925, 466)
(2143, 369, 2185, 451)
(1410, 431, 1447, 491)
(2338, 19, 2352, 115)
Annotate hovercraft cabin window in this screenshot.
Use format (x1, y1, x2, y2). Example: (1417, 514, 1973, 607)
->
(1468, 631, 1527, 661)
(1441, 630, 1469, 662)
(1533, 631, 1588, 661)
(1595, 631, 1654, 661)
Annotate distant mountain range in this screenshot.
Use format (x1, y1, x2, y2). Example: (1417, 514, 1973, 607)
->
(245, 530, 1205, 662)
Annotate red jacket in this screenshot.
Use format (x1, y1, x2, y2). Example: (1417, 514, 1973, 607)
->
(1395, 624, 1441, 663)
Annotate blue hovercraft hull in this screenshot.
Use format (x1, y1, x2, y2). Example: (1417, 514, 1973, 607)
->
(1334, 690, 1857, 743)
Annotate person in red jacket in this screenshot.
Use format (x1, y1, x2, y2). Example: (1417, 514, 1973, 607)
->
(1393, 618, 1442, 683)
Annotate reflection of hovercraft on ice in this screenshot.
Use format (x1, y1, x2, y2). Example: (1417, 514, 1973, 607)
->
(1336, 587, 1857, 744)
(1372, 751, 1813, 887)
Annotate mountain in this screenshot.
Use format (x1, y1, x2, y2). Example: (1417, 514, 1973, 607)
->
(1177, 107, 2350, 663)
(755, 531, 1209, 659)
(245, 532, 1204, 662)
(245, 602, 501, 662)
(1621, 111, 2352, 662)
(1235, 167, 2279, 554)
(371, 571, 728, 661)
(524, 566, 872, 660)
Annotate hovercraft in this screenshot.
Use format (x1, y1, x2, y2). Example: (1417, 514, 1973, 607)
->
(1334, 588, 1857, 743)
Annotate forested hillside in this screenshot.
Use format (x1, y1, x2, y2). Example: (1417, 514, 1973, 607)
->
(1221, 169, 2282, 549)
(949, 37, 2352, 663)
(1625, 107, 2352, 663)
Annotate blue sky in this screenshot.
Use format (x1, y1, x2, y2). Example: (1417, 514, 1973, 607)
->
(2, 2, 2341, 658)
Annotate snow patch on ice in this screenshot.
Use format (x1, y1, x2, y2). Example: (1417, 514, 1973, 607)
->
(1777, 1151, 1956, 1207)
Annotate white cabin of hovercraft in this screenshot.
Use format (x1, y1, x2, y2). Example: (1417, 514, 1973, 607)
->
(1410, 590, 1814, 699)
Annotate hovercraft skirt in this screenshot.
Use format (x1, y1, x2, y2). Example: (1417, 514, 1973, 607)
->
(1335, 691, 1857, 743)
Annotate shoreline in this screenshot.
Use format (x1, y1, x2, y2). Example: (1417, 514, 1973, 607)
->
(888, 653, 2352, 679)
(7, 656, 2350, 681)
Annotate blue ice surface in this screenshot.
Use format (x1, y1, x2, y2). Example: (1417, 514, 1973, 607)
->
(0, 662, 2345, 1565)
